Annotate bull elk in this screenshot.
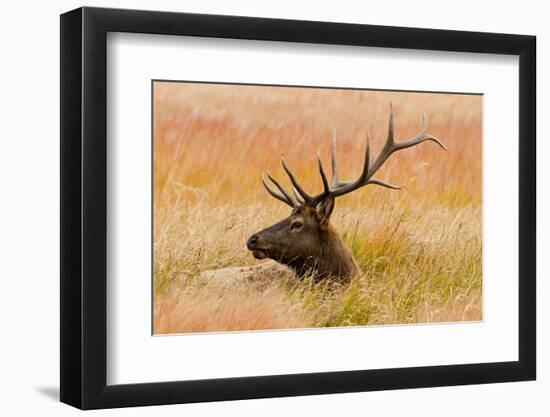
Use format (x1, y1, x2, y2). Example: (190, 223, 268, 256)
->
(246, 104, 447, 281)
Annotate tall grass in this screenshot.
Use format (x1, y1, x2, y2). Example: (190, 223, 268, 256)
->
(152, 82, 482, 334)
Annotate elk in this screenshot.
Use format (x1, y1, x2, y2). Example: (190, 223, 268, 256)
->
(246, 104, 447, 281)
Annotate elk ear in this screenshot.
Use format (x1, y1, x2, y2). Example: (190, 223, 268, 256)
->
(316, 198, 335, 230)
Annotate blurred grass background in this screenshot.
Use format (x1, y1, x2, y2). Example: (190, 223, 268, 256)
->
(152, 81, 482, 334)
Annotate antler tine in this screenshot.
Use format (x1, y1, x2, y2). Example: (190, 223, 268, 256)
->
(366, 178, 401, 190)
(331, 129, 339, 186)
(292, 186, 306, 205)
(304, 151, 333, 207)
(316, 151, 330, 195)
(367, 102, 396, 176)
(392, 110, 448, 152)
(281, 156, 313, 204)
(261, 173, 296, 208)
(369, 104, 446, 177)
(329, 129, 371, 197)
(330, 130, 349, 189)
(387, 101, 395, 144)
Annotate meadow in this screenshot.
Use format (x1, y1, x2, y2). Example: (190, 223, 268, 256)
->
(152, 82, 482, 334)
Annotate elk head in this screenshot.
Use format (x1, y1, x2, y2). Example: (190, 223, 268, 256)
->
(247, 104, 446, 280)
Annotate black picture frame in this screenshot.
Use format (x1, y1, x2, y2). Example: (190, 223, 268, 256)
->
(60, 6, 536, 410)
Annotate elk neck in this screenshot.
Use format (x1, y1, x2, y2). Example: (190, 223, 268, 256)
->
(285, 225, 359, 281)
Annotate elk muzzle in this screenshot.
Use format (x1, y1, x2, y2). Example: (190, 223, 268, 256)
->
(247, 234, 268, 260)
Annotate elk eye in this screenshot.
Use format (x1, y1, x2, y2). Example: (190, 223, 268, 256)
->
(290, 221, 303, 231)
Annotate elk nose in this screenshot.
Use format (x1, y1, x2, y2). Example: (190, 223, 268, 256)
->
(247, 235, 258, 250)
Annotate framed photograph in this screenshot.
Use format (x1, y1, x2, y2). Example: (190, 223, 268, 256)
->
(60, 6, 536, 409)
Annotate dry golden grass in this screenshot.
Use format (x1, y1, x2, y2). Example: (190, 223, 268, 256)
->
(152, 82, 482, 334)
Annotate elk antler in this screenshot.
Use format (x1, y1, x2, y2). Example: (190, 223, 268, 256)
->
(262, 103, 447, 208)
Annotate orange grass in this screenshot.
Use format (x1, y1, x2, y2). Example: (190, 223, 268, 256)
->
(152, 82, 482, 334)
